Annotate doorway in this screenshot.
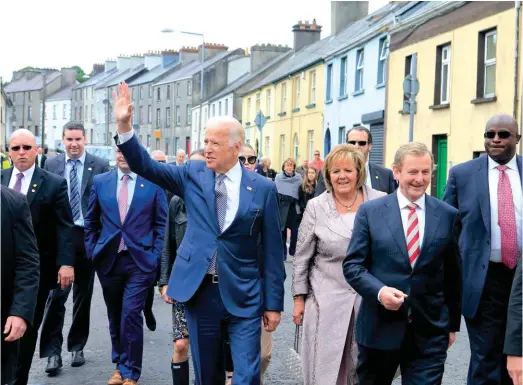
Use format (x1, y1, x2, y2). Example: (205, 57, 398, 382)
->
(431, 135, 448, 199)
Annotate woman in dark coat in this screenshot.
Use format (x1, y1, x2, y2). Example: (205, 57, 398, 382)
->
(297, 165, 318, 224)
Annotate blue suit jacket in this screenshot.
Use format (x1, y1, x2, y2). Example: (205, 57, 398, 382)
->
(443, 154, 522, 319)
(117, 134, 285, 318)
(84, 169, 167, 275)
(343, 192, 462, 350)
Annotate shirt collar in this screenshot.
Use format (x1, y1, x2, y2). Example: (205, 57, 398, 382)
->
(220, 160, 242, 184)
(13, 163, 36, 180)
(488, 154, 518, 171)
(66, 151, 86, 165)
(117, 168, 137, 181)
(397, 189, 426, 211)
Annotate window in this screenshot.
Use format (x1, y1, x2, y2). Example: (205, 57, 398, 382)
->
(148, 105, 152, 123)
(177, 83, 180, 98)
(139, 106, 144, 124)
(166, 107, 171, 127)
(187, 105, 192, 123)
(310, 71, 316, 104)
(156, 108, 161, 127)
(434, 44, 451, 105)
(91, 104, 94, 120)
(28, 92, 32, 102)
(307, 130, 314, 160)
(247, 98, 251, 120)
(404, 55, 413, 102)
(280, 135, 285, 164)
(293, 134, 299, 160)
(132, 88, 135, 100)
(281, 83, 287, 112)
(176, 106, 180, 125)
(377, 37, 389, 85)
(187, 81, 192, 96)
(219, 101, 222, 116)
(340, 56, 348, 96)
(140, 87, 144, 100)
(265, 136, 270, 157)
(63, 104, 67, 119)
(355, 49, 364, 92)
(167, 85, 171, 100)
(294, 77, 300, 109)
(157, 87, 161, 101)
(53, 105, 57, 120)
(338, 126, 346, 144)
(212, 104, 216, 117)
(80, 106, 83, 120)
(326, 64, 333, 100)
(256, 93, 261, 113)
(266, 90, 271, 116)
(11, 93, 15, 102)
(225, 98, 229, 115)
(477, 29, 497, 98)
(85, 105, 89, 121)
(149, 85, 152, 98)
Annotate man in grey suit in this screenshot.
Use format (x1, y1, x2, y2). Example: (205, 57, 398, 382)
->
(315, 126, 396, 196)
(40, 121, 110, 374)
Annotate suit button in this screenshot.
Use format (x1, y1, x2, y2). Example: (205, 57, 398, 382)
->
(486, 240, 490, 245)
(482, 264, 486, 269)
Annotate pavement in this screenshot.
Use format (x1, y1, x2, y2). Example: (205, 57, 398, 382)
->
(28, 261, 470, 385)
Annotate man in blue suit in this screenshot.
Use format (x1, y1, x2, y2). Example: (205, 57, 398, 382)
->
(443, 113, 522, 385)
(344, 142, 462, 385)
(84, 147, 167, 385)
(112, 82, 285, 385)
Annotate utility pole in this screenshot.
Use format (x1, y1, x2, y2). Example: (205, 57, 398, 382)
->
(197, 39, 205, 149)
(41, 71, 47, 148)
(402, 53, 419, 142)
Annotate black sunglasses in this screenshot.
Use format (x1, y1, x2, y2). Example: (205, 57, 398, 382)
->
(10, 145, 33, 152)
(484, 131, 515, 139)
(239, 156, 257, 165)
(347, 140, 368, 146)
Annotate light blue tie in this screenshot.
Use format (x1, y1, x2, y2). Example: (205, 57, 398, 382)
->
(207, 174, 228, 274)
(68, 159, 81, 222)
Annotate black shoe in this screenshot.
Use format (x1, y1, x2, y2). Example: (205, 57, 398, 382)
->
(45, 355, 63, 375)
(144, 310, 156, 331)
(71, 350, 85, 367)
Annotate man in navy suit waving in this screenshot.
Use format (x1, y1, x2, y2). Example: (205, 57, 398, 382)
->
(113, 82, 285, 385)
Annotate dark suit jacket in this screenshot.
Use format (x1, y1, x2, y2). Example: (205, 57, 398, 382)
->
(1, 166, 75, 291)
(343, 192, 462, 350)
(44, 152, 110, 218)
(117, 133, 286, 318)
(443, 154, 522, 319)
(1, 186, 40, 327)
(38, 154, 47, 169)
(84, 169, 167, 275)
(159, 196, 187, 286)
(505, 258, 522, 356)
(315, 161, 396, 197)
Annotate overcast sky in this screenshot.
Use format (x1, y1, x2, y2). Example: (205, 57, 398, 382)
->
(0, 0, 388, 82)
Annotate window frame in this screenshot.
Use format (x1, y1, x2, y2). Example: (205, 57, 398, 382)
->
(340, 56, 348, 97)
(483, 30, 497, 98)
(440, 45, 451, 104)
(355, 49, 365, 92)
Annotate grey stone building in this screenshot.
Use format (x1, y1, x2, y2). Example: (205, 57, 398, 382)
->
(4, 68, 77, 144)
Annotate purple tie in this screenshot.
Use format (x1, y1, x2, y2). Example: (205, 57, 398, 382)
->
(117, 175, 130, 252)
(13, 173, 24, 193)
(497, 165, 518, 269)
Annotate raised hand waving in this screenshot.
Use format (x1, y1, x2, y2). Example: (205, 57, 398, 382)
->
(113, 82, 133, 132)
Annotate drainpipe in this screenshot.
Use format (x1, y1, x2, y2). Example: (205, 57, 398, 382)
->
(514, 1, 521, 119)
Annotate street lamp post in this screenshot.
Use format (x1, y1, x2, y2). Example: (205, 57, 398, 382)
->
(161, 28, 205, 149)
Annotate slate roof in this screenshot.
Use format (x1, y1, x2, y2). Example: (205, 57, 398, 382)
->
(127, 61, 181, 86)
(4, 71, 61, 93)
(243, 2, 408, 94)
(74, 67, 118, 90)
(95, 64, 146, 90)
(47, 84, 76, 101)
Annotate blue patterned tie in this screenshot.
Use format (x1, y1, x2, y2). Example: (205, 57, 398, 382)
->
(68, 159, 81, 222)
(207, 174, 228, 275)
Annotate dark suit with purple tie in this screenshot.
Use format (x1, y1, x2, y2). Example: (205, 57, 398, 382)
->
(84, 169, 167, 381)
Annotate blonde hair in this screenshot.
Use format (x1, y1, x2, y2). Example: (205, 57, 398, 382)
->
(393, 142, 434, 170)
(302, 165, 318, 194)
(323, 144, 367, 192)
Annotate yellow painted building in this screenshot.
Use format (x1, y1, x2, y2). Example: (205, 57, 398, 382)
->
(385, 1, 519, 198)
(242, 63, 325, 168)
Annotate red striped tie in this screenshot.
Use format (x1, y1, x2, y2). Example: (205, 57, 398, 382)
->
(407, 204, 420, 266)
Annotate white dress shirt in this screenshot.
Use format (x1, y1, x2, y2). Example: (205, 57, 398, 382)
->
(65, 151, 87, 227)
(218, 161, 242, 232)
(365, 160, 372, 188)
(8, 164, 36, 195)
(378, 190, 426, 302)
(488, 155, 523, 262)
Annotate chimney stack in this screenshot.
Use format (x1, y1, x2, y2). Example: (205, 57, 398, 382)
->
(331, 1, 369, 35)
(292, 19, 322, 52)
(160, 49, 180, 68)
(105, 60, 117, 73)
(250, 43, 291, 72)
(197, 43, 228, 60)
(92, 64, 105, 76)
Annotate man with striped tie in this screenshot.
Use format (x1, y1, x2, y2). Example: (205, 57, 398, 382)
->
(343, 142, 462, 385)
(40, 121, 110, 375)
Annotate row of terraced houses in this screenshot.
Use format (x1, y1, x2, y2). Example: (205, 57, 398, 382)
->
(3, 1, 523, 197)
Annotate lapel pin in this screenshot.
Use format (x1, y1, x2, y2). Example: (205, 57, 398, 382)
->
(88, 167, 92, 171)
(247, 186, 252, 191)
(375, 175, 379, 179)
(140, 184, 144, 187)
(31, 189, 35, 192)
(33, 184, 37, 188)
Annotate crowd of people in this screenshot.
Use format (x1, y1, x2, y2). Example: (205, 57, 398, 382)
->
(0, 79, 521, 385)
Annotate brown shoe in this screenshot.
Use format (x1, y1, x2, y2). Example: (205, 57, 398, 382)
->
(108, 370, 123, 385)
(122, 380, 137, 385)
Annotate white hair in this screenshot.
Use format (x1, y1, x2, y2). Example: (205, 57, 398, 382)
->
(176, 149, 186, 156)
(205, 116, 245, 147)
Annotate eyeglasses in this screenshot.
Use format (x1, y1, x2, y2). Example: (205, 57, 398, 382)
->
(10, 145, 33, 152)
(314, 153, 320, 156)
(347, 140, 368, 146)
(238, 155, 257, 165)
(484, 131, 515, 139)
